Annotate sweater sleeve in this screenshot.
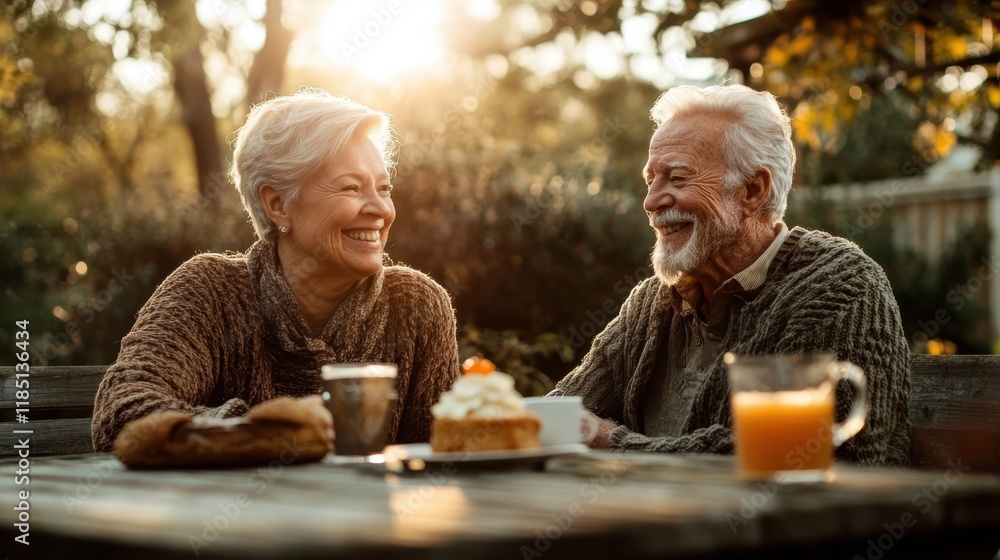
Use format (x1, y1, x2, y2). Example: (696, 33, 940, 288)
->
(392, 274, 461, 444)
(91, 256, 249, 452)
(609, 424, 733, 454)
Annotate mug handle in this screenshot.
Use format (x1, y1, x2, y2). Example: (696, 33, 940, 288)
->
(832, 362, 868, 447)
(580, 412, 599, 444)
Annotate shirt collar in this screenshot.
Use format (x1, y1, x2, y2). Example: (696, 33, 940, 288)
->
(732, 222, 789, 291)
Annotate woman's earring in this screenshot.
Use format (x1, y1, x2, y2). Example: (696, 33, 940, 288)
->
(279, 225, 289, 235)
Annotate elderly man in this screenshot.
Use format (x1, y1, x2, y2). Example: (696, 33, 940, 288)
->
(554, 84, 910, 466)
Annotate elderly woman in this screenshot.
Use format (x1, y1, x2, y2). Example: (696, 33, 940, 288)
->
(92, 89, 460, 452)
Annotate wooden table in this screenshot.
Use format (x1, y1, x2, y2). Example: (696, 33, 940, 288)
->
(2, 450, 999, 559)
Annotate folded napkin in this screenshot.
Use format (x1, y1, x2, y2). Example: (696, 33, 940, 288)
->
(114, 396, 334, 469)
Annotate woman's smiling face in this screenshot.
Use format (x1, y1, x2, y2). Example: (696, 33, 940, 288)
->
(282, 134, 395, 281)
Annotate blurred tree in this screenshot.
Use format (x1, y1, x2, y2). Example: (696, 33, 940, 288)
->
(694, 1, 1000, 166)
(247, 0, 294, 106)
(146, 0, 293, 196)
(798, 94, 925, 185)
(0, 0, 271, 365)
(446, 0, 1000, 174)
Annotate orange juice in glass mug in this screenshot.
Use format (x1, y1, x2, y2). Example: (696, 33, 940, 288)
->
(724, 353, 868, 481)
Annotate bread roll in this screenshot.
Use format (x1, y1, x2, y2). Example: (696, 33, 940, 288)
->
(114, 397, 333, 469)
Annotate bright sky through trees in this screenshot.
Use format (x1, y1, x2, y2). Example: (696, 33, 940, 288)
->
(76, 0, 776, 105)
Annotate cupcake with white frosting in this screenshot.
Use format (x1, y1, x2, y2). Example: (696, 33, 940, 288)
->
(429, 357, 541, 452)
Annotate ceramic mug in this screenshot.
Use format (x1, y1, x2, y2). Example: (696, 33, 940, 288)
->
(523, 396, 599, 446)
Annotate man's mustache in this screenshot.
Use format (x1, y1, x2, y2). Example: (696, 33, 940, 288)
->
(650, 210, 697, 228)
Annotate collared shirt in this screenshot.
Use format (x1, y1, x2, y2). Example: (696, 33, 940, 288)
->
(642, 222, 789, 438)
(733, 223, 790, 292)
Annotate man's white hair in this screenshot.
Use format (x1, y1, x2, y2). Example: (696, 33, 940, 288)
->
(650, 84, 795, 225)
(230, 87, 395, 240)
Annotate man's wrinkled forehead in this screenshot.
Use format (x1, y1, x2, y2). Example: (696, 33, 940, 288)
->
(643, 121, 701, 174)
(643, 157, 693, 182)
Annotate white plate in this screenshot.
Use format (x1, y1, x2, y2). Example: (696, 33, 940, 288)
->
(383, 443, 589, 469)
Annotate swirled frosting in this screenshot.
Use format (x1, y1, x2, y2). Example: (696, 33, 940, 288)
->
(431, 371, 526, 420)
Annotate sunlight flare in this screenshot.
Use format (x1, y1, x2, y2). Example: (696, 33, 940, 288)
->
(295, 0, 447, 82)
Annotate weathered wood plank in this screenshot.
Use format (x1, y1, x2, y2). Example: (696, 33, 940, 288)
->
(0, 366, 104, 457)
(910, 428, 1000, 471)
(0, 418, 93, 457)
(908, 355, 1000, 471)
(0, 365, 107, 410)
(912, 354, 1000, 372)
(909, 358, 1000, 429)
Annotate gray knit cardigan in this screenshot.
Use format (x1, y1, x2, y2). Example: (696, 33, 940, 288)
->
(92, 241, 460, 452)
(556, 227, 911, 466)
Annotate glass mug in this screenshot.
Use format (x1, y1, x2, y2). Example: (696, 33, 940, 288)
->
(724, 353, 868, 481)
(322, 363, 398, 456)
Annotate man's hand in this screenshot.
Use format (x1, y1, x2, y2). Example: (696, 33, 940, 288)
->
(587, 412, 619, 449)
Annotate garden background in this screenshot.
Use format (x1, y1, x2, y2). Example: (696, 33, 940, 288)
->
(3, 0, 999, 394)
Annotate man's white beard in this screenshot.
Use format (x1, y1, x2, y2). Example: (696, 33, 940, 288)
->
(651, 197, 742, 285)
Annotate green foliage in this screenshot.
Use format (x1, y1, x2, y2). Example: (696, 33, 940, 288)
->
(799, 95, 925, 185)
(0, 177, 252, 366)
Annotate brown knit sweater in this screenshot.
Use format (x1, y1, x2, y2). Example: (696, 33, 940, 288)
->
(92, 241, 460, 452)
(556, 227, 912, 466)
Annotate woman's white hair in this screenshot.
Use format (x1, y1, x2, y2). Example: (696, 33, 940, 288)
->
(650, 84, 795, 225)
(230, 87, 395, 240)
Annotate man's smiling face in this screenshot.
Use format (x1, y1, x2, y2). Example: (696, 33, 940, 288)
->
(643, 113, 743, 283)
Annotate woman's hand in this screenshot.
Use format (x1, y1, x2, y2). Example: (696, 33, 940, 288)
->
(587, 412, 619, 449)
(297, 395, 334, 442)
(246, 395, 334, 443)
